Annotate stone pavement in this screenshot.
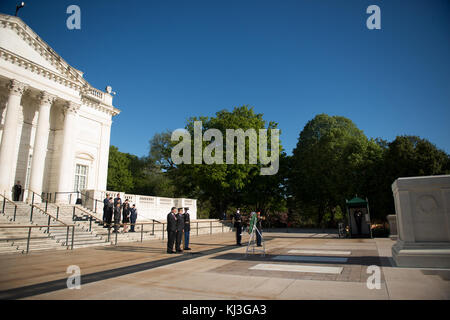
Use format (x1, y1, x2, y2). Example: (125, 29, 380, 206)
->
(0, 231, 448, 299)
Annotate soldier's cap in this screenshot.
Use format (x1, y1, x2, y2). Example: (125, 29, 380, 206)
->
(178, 207, 183, 210)
(184, 207, 189, 210)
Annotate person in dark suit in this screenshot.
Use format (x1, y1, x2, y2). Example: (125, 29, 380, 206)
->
(167, 207, 177, 253)
(232, 208, 243, 246)
(102, 193, 109, 226)
(113, 202, 121, 233)
(255, 210, 265, 247)
(183, 207, 191, 250)
(13, 181, 22, 201)
(114, 193, 122, 207)
(175, 208, 185, 253)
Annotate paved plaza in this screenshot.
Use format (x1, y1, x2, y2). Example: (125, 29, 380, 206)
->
(0, 232, 449, 300)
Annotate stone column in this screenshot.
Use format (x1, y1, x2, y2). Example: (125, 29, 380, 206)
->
(97, 120, 112, 191)
(0, 80, 28, 197)
(27, 91, 57, 203)
(55, 101, 80, 203)
(0, 95, 8, 140)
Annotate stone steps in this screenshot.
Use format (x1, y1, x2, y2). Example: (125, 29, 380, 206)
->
(18, 245, 68, 253)
(47, 204, 160, 245)
(0, 242, 19, 248)
(49, 231, 98, 239)
(0, 246, 21, 254)
(11, 240, 66, 253)
(70, 242, 111, 249)
(11, 238, 57, 246)
(0, 236, 52, 242)
(0, 201, 109, 253)
(0, 199, 233, 254)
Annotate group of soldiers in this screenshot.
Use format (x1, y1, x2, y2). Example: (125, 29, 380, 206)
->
(102, 193, 138, 233)
(166, 206, 191, 253)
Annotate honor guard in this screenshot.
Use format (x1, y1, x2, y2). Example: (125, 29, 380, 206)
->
(184, 207, 191, 250)
(233, 208, 243, 246)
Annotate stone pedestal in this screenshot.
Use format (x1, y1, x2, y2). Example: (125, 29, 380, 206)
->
(387, 214, 397, 240)
(391, 175, 450, 268)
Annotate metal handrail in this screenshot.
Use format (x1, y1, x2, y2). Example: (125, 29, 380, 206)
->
(25, 189, 65, 223)
(26, 189, 49, 221)
(0, 224, 76, 253)
(72, 205, 103, 223)
(31, 204, 67, 226)
(79, 191, 104, 213)
(0, 224, 75, 228)
(0, 193, 18, 221)
(27, 190, 66, 221)
(73, 205, 162, 229)
(69, 205, 232, 245)
(53, 191, 81, 204)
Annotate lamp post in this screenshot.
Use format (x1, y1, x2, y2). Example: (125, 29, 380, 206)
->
(15, 2, 25, 17)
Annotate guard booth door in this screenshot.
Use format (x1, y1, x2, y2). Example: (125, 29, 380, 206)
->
(346, 197, 372, 238)
(348, 207, 371, 237)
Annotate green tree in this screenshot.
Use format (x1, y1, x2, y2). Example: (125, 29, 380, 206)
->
(149, 130, 175, 171)
(385, 135, 450, 179)
(174, 105, 283, 218)
(107, 145, 134, 192)
(290, 114, 378, 227)
(377, 135, 450, 217)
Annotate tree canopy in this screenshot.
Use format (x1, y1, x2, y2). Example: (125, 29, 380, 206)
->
(107, 110, 449, 226)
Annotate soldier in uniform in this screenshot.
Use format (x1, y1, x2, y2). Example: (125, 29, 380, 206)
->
(175, 207, 185, 253)
(129, 204, 137, 232)
(354, 209, 363, 235)
(255, 210, 265, 247)
(233, 208, 243, 246)
(166, 207, 177, 253)
(106, 197, 113, 229)
(122, 199, 130, 233)
(183, 207, 191, 250)
(102, 193, 109, 226)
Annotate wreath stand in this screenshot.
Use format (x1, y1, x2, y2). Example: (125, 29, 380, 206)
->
(245, 214, 266, 257)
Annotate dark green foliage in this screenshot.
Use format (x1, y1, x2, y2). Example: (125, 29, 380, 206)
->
(289, 115, 450, 227)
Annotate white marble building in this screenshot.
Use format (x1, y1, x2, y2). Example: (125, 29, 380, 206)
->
(0, 14, 120, 202)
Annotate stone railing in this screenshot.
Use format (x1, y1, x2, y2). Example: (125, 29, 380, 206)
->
(82, 190, 197, 221)
(87, 88, 103, 99)
(82, 87, 113, 106)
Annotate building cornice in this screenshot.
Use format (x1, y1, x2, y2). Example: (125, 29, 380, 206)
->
(0, 15, 86, 83)
(0, 14, 120, 116)
(81, 96, 120, 116)
(0, 47, 83, 91)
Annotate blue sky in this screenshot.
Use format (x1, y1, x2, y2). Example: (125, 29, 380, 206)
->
(1, 0, 449, 157)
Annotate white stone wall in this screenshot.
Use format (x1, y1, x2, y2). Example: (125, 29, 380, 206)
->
(83, 190, 198, 221)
